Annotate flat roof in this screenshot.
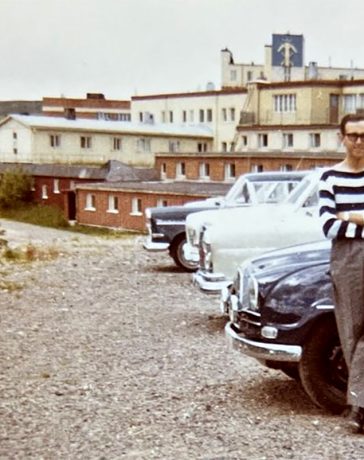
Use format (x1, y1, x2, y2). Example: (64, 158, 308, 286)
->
(2, 114, 213, 138)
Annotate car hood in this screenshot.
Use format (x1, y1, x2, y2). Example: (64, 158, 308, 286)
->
(249, 239, 331, 279)
(186, 202, 279, 230)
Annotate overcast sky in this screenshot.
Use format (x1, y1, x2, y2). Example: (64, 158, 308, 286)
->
(0, 0, 363, 101)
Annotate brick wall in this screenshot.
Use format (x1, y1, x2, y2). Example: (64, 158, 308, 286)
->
(76, 189, 208, 232)
(156, 154, 339, 181)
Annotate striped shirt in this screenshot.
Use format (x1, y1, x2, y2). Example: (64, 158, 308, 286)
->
(319, 169, 364, 239)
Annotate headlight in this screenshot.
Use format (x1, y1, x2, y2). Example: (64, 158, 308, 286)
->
(200, 230, 213, 272)
(247, 276, 259, 311)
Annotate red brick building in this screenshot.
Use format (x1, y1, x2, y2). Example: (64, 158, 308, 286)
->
(76, 181, 230, 231)
(42, 93, 131, 121)
(155, 151, 342, 182)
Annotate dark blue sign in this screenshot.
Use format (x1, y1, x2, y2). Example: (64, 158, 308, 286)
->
(272, 34, 304, 67)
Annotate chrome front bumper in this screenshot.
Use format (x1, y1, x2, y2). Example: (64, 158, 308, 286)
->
(143, 237, 169, 251)
(192, 269, 231, 292)
(225, 322, 302, 363)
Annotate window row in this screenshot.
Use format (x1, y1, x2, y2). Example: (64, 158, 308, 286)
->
(273, 94, 297, 113)
(138, 107, 237, 124)
(84, 194, 168, 215)
(46, 134, 192, 153)
(161, 162, 236, 181)
(238, 132, 324, 149)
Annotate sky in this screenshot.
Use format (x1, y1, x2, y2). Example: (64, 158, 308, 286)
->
(0, 0, 363, 101)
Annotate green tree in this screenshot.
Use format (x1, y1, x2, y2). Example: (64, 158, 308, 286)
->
(0, 169, 33, 209)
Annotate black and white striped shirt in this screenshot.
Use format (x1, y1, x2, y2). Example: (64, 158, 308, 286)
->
(319, 169, 364, 239)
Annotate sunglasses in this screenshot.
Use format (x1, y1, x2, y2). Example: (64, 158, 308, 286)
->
(345, 133, 364, 142)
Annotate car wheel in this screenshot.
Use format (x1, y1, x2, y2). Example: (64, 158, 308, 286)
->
(170, 234, 198, 271)
(299, 316, 348, 414)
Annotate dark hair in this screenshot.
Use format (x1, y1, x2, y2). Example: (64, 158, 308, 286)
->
(340, 113, 364, 135)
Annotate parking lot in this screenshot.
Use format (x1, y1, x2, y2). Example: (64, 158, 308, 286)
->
(0, 220, 363, 459)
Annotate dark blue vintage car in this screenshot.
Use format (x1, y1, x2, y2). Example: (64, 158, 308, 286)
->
(223, 240, 348, 414)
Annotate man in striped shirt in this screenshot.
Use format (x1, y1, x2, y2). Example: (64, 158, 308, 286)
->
(319, 113, 364, 433)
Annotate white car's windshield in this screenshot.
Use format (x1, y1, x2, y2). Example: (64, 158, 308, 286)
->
(284, 173, 320, 207)
(225, 177, 302, 205)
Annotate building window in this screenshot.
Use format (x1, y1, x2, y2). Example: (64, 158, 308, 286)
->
(131, 197, 142, 215)
(241, 135, 248, 147)
(224, 163, 236, 180)
(53, 179, 60, 194)
(85, 193, 96, 210)
(161, 162, 167, 179)
(107, 195, 119, 213)
(113, 137, 122, 151)
(283, 133, 294, 148)
(80, 136, 92, 149)
(41, 185, 48, 199)
(247, 70, 253, 81)
(222, 108, 227, 122)
(251, 164, 264, 172)
(258, 133, 268, 148)
(157, 199, 168, 207)
(343, 94, 357, 113)
(230, 142, 236, 152)
(230, 108, 236, 121)
(207, 109, 213, 122)
(50, 134, 60, 148)
(358, 94, 364, 110)
(176, 162, 186, 178)
(222, 142, 228, 152)
(139, 112, 143, 122)
(161, 111, 166, 123)
(309, 133, 321, 148)
(169, 111, 173, 123)
(168, 140, 180, 152)
(274, 94, 297, 112)
(199, 109, 205, 123)
(199, 163, 210, 180)
(182, 110, 187, 123)
(280, 164, 293, 172)
(13, 148, 17, 154)
(189, 110, 194, 122)
(230, 69, 237, 81)
(198, 142, 208, 152)
(137, 138, 151, 152)
(13, 132, 17, 139)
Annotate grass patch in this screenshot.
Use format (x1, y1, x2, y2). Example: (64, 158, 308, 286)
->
(0, 205, 69, 229)
(0, 279, 23, 292)
(0, 205, 143, 238)
(2, 243, 60, 262)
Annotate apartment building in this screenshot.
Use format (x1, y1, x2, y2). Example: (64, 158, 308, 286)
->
(131, 88, 246, 152)
(222, 33, 364, 88)
(0, 114, 213, 166)
(234, 79, 364, 153)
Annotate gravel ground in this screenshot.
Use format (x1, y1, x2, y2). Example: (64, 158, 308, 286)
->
(1, 219, 364, 460)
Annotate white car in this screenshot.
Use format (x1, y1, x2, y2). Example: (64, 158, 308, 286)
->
(184, 170, 308, 265)
(192, 170, 324, 292)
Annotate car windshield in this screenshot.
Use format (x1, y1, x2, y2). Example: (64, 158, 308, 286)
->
(284, 173, 320, 207)
(225, 177, 302, 205)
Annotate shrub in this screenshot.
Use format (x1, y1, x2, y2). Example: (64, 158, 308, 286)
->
(0, 169, 32, 209)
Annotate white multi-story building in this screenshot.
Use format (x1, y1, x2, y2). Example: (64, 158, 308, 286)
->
(0, 114, 213, 166)
(131, 88, 246, 152)
(222, 33, 364, 88)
